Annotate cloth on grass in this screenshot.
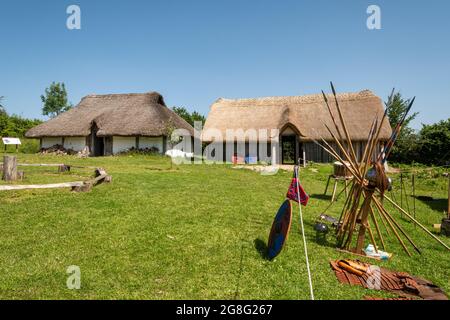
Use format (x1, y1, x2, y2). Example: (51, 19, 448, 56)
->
(330, 259, 448, 300)
(364, 296, 413, 300)
(286, 178, 309, 206)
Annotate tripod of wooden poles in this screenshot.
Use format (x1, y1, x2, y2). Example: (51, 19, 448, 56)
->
(314, 83, 450, 257)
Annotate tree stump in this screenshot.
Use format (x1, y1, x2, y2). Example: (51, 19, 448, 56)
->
(58, 165, 71, 173)
(441, 219, 450, 237)
(2, 156, 18, 182)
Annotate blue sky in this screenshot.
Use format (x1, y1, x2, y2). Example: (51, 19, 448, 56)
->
(0, 0, 449, 129)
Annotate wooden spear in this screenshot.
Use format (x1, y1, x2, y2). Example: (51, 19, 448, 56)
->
(383, 194, 450, 251)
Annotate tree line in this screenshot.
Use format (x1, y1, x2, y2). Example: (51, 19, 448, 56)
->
(386, 92, 450, 166)
(0, 97, 42, 138)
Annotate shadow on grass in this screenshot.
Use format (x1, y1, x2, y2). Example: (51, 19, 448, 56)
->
(254, 238, 269, 260)
(309, 194, 332, 201)
(414, 196, 448, 213)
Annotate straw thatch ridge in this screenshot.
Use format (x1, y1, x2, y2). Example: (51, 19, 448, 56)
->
(203, 90, 392, 142)
(26, 92, 193, 138)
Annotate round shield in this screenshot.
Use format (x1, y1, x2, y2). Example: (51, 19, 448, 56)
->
(267, 200, 293, 260)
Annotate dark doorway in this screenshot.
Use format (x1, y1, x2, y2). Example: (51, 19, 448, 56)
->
(104, 137, 113, 156)
(281, 135, 296, 164)
(91, 123, 104, 157)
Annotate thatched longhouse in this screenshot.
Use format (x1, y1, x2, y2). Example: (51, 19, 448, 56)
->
(202, 90, 392, 164)
(26, 92, 193, 156)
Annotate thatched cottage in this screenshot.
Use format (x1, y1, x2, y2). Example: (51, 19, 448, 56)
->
(202, 90, 392, 164)
(26, 92, 193, 156)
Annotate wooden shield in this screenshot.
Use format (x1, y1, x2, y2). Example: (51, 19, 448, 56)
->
(267, 200, 293, 260)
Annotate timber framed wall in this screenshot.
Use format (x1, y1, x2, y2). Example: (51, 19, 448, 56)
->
(303, 141, 384, 163)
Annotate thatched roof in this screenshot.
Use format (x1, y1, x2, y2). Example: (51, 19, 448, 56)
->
(26, 92, 193, 138)
(203, 90, 392, 142)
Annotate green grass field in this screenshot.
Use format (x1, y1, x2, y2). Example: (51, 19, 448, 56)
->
(0, 153, 449, 299)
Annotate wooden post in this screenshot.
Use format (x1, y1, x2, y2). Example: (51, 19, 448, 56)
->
(324, 175, 331, 195)
(2, 155, 18, 181)
(448, 174, 450, 219)
(400, 173, 403, 218)
(401, 175, 411, 221)
(400, 173, 403, 205)
(331, 179, 338, 202)
(303, 150, 306, 168)
(412, 173, 416, 228)
(355, 191, 374, 254)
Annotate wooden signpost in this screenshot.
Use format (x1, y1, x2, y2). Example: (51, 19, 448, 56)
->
(2, 137, 21, 153)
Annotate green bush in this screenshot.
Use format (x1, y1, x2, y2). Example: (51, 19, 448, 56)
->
(0, 105, 42, 154)
(1, 139, 40, 154)
(386, 91, 449, 166)
(417, 119, 450, 165)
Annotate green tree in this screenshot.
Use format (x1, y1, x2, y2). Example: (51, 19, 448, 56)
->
(0, 96, 8, 135)
(191, 111, 206, 127)
(418, 119, 450, 165)
(0, 95, 42, 154)
(172, 106, 192, 125)
(0, 113, 8, 136)
(41, 82, 72, 118)
(0, 96, 6, 116)
(172, 106, 205, 127)
(386, 91, 419, 163)
(386, 92, 418, 130)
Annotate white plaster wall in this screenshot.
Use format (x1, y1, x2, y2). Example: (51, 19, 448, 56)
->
(139, 137, 163, 153)
(41, 137, 63, 148)
(275, 143, 281, 165)
(64, 137, 86, 151)
(112, 136, 136, 154)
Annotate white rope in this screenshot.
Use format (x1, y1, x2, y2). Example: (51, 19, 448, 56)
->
(295, 166, 314, 300)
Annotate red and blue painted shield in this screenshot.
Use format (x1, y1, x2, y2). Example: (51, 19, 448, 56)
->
(267, 200, 292, 260)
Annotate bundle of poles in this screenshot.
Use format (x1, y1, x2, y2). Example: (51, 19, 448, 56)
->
(313, 82, 450, 256)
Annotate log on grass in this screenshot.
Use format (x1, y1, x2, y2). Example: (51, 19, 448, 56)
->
(94, 168, 112, 183)
(72, 168, 111, 192)
(16, 163, 65, 167)
(0, 181, 84, 191)
(72, 182, 93, 193)
(0, 166, 111, 193)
